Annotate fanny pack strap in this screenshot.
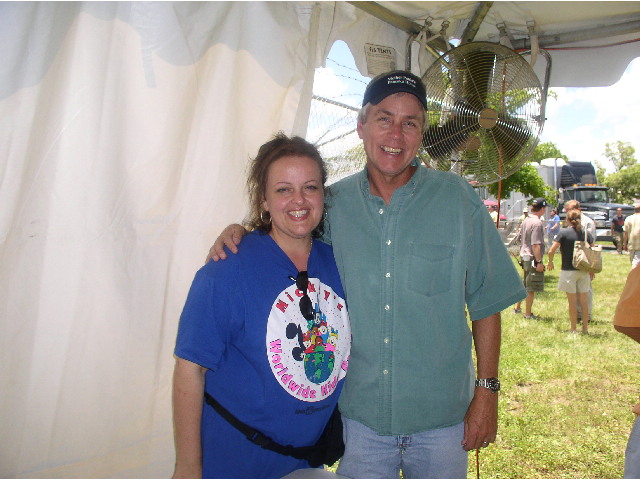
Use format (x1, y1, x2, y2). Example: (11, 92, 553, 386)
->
(204, 391, 316, 460)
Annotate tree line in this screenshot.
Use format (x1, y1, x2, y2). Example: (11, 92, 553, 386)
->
(487, 140, 639, 205)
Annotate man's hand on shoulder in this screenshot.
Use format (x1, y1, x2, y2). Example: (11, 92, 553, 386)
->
(206, 224, 248, 263)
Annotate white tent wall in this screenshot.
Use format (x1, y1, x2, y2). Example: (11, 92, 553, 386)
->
(0, 2, 387, 477)
(4, 0, 637, 477)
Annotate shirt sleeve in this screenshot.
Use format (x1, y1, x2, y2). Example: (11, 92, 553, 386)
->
(174, 264, 243, 370)
(465, 197, 526, 320)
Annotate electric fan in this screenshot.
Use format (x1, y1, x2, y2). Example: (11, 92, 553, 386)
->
(419, 41, 546, 185)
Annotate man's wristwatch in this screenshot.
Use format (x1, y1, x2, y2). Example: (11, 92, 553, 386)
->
(475, 377, 501, 393)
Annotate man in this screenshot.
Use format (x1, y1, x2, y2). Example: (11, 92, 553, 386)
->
(564, 200, 596, 320)
(546, 208, 560, 246)
(210, 71, 526, 478)
(518, 207, 528, 224)
(514, 198, 547, 319)
(488, 204, 498, 223)
(514, 207, 528, 243)
(564, 199, 596, 239)
(611, 207, 626, 254)
(624, 203, 640, 269)
(613, 266, 640, 477)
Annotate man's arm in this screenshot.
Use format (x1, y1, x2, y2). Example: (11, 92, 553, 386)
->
(206, 224, 248, 262)
(172, 357, 207, 479)
(623, 229, 629, 251)
(532, 243, 545, 272)
(462, 313, 500, 451)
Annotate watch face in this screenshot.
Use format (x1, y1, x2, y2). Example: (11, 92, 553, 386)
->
(488, 377, 501, 392)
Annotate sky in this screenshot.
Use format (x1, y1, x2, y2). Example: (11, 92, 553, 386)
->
(540, 57, 640, 173)
(313, 41, 640, 175)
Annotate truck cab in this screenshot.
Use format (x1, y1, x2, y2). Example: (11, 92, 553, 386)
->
(560, 185, 634, 244)
(537, 160, 634, 244)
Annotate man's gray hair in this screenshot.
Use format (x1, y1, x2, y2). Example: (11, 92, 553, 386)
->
(358, 99, 428, 134)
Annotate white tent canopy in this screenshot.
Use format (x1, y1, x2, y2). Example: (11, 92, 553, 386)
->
(1, 2, 638, 477)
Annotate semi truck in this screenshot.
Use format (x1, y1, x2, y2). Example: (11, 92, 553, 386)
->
(536, 158, 633, 244)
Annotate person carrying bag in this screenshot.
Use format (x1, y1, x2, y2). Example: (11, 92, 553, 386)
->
(547, 210, 597, 334)
(572, 225, 602, 273)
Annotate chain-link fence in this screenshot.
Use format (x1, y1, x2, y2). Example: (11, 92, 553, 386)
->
(307, 95, 366, 184)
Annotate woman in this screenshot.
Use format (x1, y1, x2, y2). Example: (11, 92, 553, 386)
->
(546, 209, 594, 333)
(172, 133, 351, 478)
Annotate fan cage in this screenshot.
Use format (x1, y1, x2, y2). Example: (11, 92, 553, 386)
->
(419, 42, 545, 185)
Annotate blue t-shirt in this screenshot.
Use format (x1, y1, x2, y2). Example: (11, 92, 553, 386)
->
(175, 231, 351, 478)
(547, 214, 560, 236)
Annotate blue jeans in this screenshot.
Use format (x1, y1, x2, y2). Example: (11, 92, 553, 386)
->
(336, 417, 468, 479)
(625, 415, 640, 478)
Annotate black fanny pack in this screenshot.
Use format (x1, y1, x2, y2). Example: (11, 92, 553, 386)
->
(204, 391, 344, 468)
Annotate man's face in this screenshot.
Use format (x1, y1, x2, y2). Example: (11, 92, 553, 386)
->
(617, 208, 622, 215)
(357, 92, 424, 182)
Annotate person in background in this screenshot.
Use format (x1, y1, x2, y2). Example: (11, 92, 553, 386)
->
(624, 203, 640, 269)
(611, 207, 626, 255)
(546, 210, 593, 334)
(514, 198, 547, 320)
(613, 266, 640, 478)
(564, 200, 596, 322)
(518, 207, 529, 224)
(513, 207, 529, 245)
(208, 70, 526, 478)
(546, 208, 560, 246)
(172, 133, 351, 479)
(488, 204, 498, 223)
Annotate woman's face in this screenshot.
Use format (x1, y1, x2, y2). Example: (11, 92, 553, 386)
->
(262, 155, 324, 244)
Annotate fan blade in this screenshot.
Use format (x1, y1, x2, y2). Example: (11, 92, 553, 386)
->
(458, 49, 499, 111)
(488, 115, 534, 164)
(422, 119, 479, 160)
(422, 101, 481, 159)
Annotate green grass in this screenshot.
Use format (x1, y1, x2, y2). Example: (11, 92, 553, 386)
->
(328, 244, 638, 478)
(473, 245, 638, 478)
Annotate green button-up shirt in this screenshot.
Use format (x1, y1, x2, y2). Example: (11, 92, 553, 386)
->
(324, 163, 525, 435)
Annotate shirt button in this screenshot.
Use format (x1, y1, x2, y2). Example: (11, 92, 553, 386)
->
(384, 305, 390, 311)
(383, 369, 389, 375)
(385, 272, 391, 278)
(384, 338, 390, 344)
(386, 240, 391, 245)
(379, 208, 384, 214)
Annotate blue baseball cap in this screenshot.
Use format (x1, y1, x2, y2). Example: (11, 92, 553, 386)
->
(362, 70, 427, 108)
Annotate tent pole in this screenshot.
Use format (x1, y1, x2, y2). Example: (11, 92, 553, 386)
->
(347, 1, 422, 35)
(459, 2, 494, 45)
(511, 18, 640, 50)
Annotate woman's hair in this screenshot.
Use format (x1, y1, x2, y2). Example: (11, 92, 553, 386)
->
(244, 132, 328, 237)
(567, 210, 582, 230)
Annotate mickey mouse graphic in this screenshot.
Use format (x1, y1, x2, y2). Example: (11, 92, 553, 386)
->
(285, 304, 339, 384)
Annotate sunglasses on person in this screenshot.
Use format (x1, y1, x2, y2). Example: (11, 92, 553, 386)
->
(288, 271, 314, 321)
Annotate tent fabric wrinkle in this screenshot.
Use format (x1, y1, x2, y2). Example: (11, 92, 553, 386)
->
(0, 2, 321, 478)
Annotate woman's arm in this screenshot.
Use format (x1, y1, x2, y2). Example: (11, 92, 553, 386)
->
(546, 241, 560, 271)
(172, 357, 208, 479)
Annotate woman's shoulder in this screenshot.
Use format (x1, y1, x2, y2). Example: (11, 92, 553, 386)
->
(313, 238, 334, 255)
(197, 231, 268, 278)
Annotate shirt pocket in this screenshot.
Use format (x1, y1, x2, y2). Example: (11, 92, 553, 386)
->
(407, 243, 454, 297)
